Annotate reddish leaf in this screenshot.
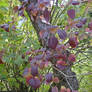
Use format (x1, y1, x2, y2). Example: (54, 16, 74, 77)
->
(67, 9, 75, 19)
(26, 51, 31, 55)
(66, 88, 71, 92)
(28, 56, 32, 62)
(39, 30, 45, 38)
(26, 75, 32, 84)
(60, 86, 67, 92)
(85, 28, 92, 33)
(56, 64, 66, 70)
(23, 68, 31, 78)
(39, 61, 45, 69)
(53, 77, 59, 83)
(56, 44, 66, 51)
(57, 61, 67, 66)
(69, 37, 78, 48)
(68, 54, 76, 62)
(53, 54, 63, 59)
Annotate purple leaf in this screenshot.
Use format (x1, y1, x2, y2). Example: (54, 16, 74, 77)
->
(45, 73, 53, 83)
(43, 8, 51, 22)
(80, 18, 87, 24)
(29, 78, 41, 89)
(0, 24, 9, 32)
(34, 54, 44, 60)
(76, 22, 83, 28)
(67, 9, 75, 19)
(23, 68, 29, 76)
(31, 65, 38, 76)
(48, 36, 58, 49)
(72, 1, 80, 5)
(52, 86, 58, 92)
(28, 56, 32, 61)
(57, 29, 67, 40)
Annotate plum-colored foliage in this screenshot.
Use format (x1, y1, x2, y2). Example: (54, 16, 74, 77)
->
(48, 36, 58, 49)
(67, 9, 75, 19)
(0, 0, 92, 92)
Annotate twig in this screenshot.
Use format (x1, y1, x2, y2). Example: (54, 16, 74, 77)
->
(52, 65, 92, 78)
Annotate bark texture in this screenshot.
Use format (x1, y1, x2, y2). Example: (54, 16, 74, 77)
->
(19, 0, 79, 91)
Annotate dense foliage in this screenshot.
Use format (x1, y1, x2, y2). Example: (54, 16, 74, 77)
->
(0, 0, 92, 92)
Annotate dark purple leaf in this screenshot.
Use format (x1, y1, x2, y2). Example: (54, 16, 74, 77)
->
(45, 54, 52, 61)
(23, 68, 31, 77)
(45, 73, 53, 83)
(39, 61, 45, 69)
(80, 18, 87, 24)
(28, 56, 32, 61)
(57, 29, 67, 40)
(43, 8, 51, 22)
(69, 37, 78, 48)
(23, 68, 29, 76)
(21, 54, 25, 59)
(53, 54, 62, 59)
(76, 22, 83, 28)
(0, 24, 9, 32)
(67, 9, 75, 19)
(34, 54, 44, 60)
(31, 65, 38, 76)
(29, 78, 41, 89)
(72, 1, 80, 5)
(48, 36, 58, 49)
(45, 50, 52, 61)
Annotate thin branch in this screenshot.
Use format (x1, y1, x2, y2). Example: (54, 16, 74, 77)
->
(52, 65, 92, 78)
